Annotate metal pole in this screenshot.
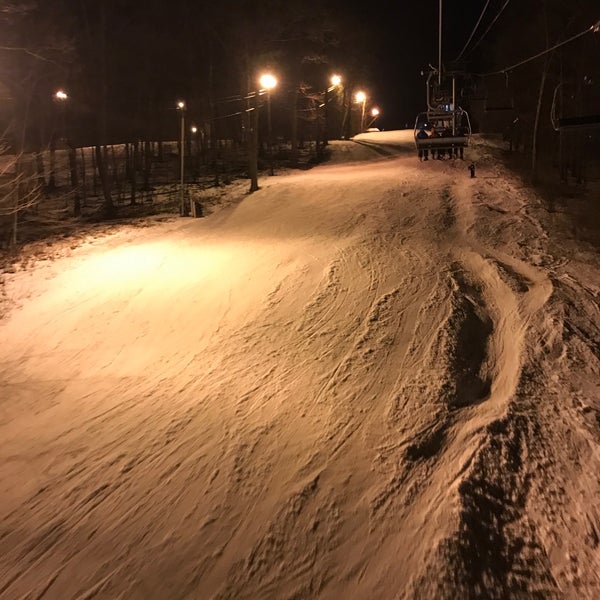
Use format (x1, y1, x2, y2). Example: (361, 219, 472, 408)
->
(438, 0, 443, 87)
(267, 92, 273, 176)
(361, 100, 366, 132)
(324, 86, 329, 145)
(452, 76, 456, 134)
(180, 109, 185, 215)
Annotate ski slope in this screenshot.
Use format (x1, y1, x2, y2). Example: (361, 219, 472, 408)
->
(1, 130, 599, 598)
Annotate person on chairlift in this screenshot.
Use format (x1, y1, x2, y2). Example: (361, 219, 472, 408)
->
(429, 126, 440, 159)
(416, 126, 429, 161)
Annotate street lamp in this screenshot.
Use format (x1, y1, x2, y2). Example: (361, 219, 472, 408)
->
(355, 91, 366, 132)
(190, 125, 200, 180)
(324, 74, 342, 145)
(176, 100, 187, 215)
(54, 89, 68, 141)
(366, 107, 380, 130)
(259, 73, 277, 175)
(49, 89, 69, 190)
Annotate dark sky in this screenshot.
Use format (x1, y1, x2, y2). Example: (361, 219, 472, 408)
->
(128, 0, 489, 129)
(54, 0, 500, 140)
(352, 0, 486, 128)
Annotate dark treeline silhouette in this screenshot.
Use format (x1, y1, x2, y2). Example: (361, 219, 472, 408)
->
(455, 0, 598, 183)
(0, 0, 379, 241)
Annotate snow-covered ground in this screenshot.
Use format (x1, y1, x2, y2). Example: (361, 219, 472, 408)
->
(1, 130, 599, 599)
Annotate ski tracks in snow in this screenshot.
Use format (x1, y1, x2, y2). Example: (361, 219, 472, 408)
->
(1, 141, 599, 598)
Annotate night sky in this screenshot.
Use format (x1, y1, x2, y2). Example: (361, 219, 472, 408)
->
(98, 0, 489, 132)
(326, 0, 486, 128)
(9, 0, 595, 146)
(14, 0, 597, 144)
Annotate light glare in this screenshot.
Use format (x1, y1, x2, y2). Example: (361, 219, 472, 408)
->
(259, 73, 278, 90)
(355, 91, 366, 103)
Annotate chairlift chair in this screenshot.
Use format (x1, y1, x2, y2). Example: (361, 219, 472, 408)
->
(414, 108, 472, 156)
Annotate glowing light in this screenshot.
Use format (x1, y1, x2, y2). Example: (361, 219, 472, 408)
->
(177, 100, 186, 110)
(54, 90, 68, 101)
(330, 74, 342, 87)
(259, 73, 278, 90)
(355, 91, 366, 103)
(77, 242, 231, 290)
(371, 108, 380, 117)
(191, 126, 198, 133)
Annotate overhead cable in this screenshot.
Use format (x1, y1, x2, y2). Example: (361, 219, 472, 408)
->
(478, 21, 599, 76)
(455, 0, 492, 61)
(468, 0, 511, 55)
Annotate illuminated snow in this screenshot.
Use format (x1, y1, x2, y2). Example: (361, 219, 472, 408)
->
(1, 131, 598, 598)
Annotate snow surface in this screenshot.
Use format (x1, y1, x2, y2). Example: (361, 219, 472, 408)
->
(1, 130, 599, 599)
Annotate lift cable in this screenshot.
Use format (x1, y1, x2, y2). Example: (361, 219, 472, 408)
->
(477, 20, 599, 76)
(455, 0, 492, 61)
(467, 0, 511, 56)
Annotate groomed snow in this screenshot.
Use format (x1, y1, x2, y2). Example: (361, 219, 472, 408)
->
(1, 130, 599, 598)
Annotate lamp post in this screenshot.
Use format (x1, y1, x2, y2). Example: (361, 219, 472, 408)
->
(176, 100, 187, 215)
(55, 89, 69, 148)
(259, 73, 277, 176)
(355, 91, 366, 133)
(324, 74, 342, 146)
(190, 125, 199, 180)
(366, 107, 380, 130)
(49, 89, 69, 190)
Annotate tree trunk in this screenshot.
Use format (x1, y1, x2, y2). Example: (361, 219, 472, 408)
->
(531, 4, 551, 185)
(80, 148, 87, 207)
(291, 89, 299, 168)
(90, 144, 97, 195)
(99, 3, 109, 148)
(125, 143, 131, 180)
(95, 144, 114, 217)
(48, 134, 57, 191)
(130, 141, 138, 204)
(210, 121, 220, 186)
(11, 185, 18, 246)
(68, 144, 81, 216)
(531, 58, 550, 184)
(208, 40, 220, 186)
(247, 95, 259, 193)
(143, 141, 152, 198)
(340, 87, 351, 139)
(35, 151, 45, 190)
(315, 99, 323, 162)
(111, 146, 123, 203)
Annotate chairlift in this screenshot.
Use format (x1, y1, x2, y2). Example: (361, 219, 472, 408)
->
(413, 107, 472, 156)
(413, 1, 472, 159)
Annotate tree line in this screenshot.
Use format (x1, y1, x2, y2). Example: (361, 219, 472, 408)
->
(0, 0, 378, 244)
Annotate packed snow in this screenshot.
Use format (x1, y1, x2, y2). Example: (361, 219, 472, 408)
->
(1, 130, 599, 599)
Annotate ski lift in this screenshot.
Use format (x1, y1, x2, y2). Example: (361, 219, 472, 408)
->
(413, 107, 472, 157)
(414, 0, 473, 159)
